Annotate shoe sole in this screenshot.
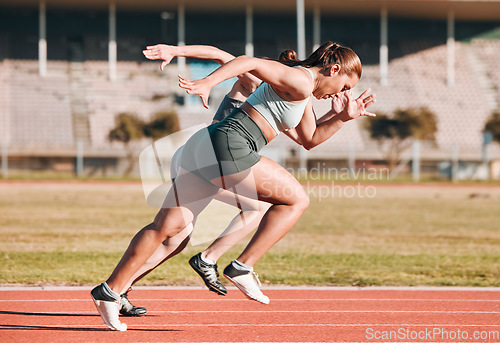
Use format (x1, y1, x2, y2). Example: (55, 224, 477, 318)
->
(224, 274, 270, 305)
(120, 309, 147, 317)
(189, 259, 227, 296)
(91, 295, 127, 331)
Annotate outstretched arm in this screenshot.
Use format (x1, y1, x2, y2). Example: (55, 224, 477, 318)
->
(143, 44, 235, 71)
(295, 89, 376, 150)
(178, 55, 312, 109)
(143, 44, 261, 98)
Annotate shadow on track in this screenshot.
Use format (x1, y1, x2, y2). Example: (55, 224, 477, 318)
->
(0, 310, 159, 318)
(0, 324, 180, 332)
(0, 310, 95, 317)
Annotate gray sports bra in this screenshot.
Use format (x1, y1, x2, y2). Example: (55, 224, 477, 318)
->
(246, 67, 313, 134)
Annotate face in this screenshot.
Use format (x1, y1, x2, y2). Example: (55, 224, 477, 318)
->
(312, 65, 359, 100)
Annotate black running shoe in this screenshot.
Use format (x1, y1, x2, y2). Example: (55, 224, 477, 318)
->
(189, 253, 227, 295)
(119, 288, 147, 317)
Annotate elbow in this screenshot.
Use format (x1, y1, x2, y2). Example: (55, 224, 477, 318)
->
(236, 55, 252, 63)
(301, 136, 322, 150)
(247, 82, 260, 94)
(302, 142, 315, 151)
(235, 55, 256, 70)
(240, 78, 259, 94)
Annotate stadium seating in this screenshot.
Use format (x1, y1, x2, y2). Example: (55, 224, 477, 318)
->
(355, 41, 499, 161)
(5, 60, 73, 149)
(1, 39, 499, 173)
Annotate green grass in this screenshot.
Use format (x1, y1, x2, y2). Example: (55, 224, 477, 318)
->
(1, 181, 499, 287)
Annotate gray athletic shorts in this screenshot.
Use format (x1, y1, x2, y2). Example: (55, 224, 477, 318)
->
(179, 108, 267, 183)
(213, 95, 244, 122)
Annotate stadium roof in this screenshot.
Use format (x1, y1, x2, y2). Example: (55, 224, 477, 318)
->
(5, 0, 500, 20)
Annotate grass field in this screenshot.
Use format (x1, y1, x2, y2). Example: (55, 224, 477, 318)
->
(1, 180, 499, 287)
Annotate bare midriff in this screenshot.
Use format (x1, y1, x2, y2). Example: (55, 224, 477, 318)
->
(241, 102, 278, 143)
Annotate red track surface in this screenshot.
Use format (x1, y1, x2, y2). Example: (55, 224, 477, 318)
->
(1, 287, 499, 342)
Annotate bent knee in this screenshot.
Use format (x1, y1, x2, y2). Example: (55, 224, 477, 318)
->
(297, 194, 310, 213)
(154, 218, 187, 239)
(154, 208, 193, 238)
(291, 190, 310, 213)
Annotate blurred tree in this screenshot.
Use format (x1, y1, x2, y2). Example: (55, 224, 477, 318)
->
(108, 112, 145, 176)
(108, 110, 180, 176)
(143, 110, 180, 140)
(365, 106, 438, 171)
(484, 109, 500, 143)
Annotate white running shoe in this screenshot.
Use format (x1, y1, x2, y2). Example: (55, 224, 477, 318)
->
(223, 262, 270, 305)
(91, 284, 127, 331)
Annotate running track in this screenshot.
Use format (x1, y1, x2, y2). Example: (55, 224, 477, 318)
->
(1, 287, 499, 343)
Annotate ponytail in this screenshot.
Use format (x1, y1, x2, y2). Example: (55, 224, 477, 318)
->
(278, 42, 362, 79)
(279, 49, 299, 63)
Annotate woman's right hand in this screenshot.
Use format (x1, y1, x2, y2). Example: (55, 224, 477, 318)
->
(339, 89, 376, 121)
(143, 44, 176, 71)
(330, 91, 349, 114)
(178, 75, 212, 109)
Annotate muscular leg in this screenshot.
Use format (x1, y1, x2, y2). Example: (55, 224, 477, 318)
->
(222, 156, 310, 267)
(207, 156, 308, 303)
(120, 224, 193, 293)
(119, 186, 265, 301)
(122, 186, 265, 289)
(105, 168, 219, 295)
(202, 190, 270, 262)
(91, 168, 220, 331)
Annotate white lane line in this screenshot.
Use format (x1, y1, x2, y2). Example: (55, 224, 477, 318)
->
(154, 310, 500, 314)
(1, 323, 499, 328)
(2, 310, 500, 314)
(130, 298, 500, 302)
(2, 298, 500, 302)
(2, 285, 500, 291)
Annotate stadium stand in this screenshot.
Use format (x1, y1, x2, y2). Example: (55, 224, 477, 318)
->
(471, 39, 500, 110)
(1, 38, 499, 176)
(356, 42, 498, 160)
(8, 60, 73, 149)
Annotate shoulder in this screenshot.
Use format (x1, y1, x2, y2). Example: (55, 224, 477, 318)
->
(287, 67, 315, 99)
(249, 58, 313, 100)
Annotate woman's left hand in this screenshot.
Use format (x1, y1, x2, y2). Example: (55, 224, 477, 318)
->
(340, 89, 376, 121)
(178, 75, 212, 109)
